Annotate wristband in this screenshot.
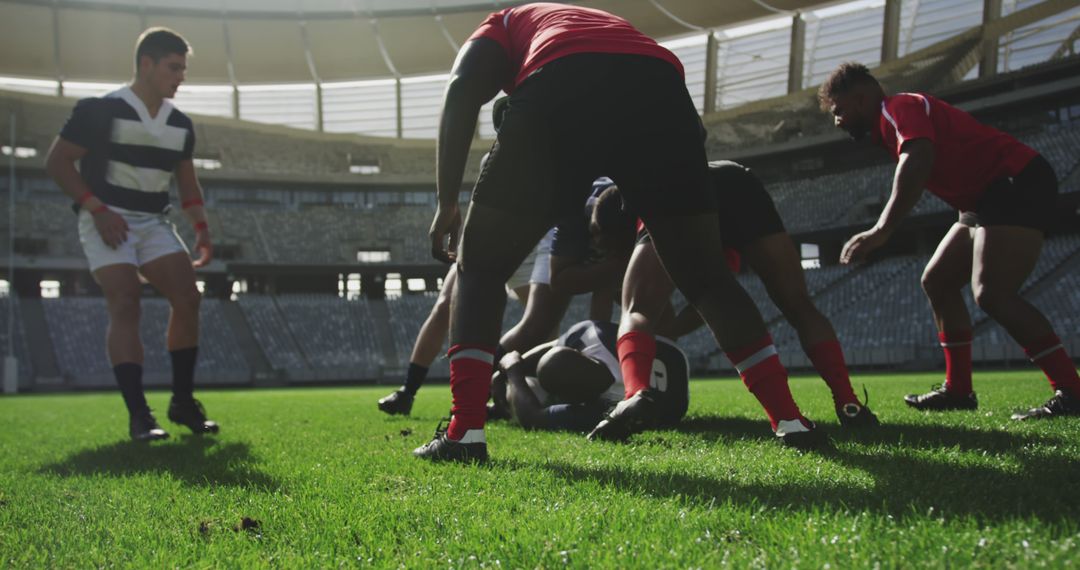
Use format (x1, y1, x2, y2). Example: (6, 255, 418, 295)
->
(194, 221, 209, 232)
(91, 203, 108, 214)
(78, 191, 95, 204)
(182, 198, 205, 209)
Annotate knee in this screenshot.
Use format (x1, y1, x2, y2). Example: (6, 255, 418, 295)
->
(972, 283, 1015, 314)
(106, 295, 141, 324)
(920, 266, 955, 300)
(170, 286, 202, 315)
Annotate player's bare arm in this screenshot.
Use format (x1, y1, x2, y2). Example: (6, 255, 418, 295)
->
(175, 158, 213, 268)
(430, 38, 509, 263)
(498, 348, 551, 429)
(842, 138, 935, 263)
(45, 136, 129, 249)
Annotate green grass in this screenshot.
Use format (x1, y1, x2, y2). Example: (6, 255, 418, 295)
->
(1, 370, 1079, 568)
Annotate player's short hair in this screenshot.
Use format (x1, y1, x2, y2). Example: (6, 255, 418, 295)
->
(537, 347, 613, 404)
(590, 185, 635, 250)
(135, 27, 191, 70)
(818, 62, 878, 110)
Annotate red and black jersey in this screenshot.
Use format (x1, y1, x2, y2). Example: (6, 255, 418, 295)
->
(467, 3, 683, 94)
(876, 93, 1037, 211)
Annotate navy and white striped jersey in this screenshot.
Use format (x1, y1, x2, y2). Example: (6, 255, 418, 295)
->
(59, 87, 195, 214)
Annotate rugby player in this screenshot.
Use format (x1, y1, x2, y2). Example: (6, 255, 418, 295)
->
(45, 28, 219, 441)
(819, 62, 1080, 418)
(497, 320, 689, 434)
(418, 3, 810, 462)
(588, 162, 879, 443)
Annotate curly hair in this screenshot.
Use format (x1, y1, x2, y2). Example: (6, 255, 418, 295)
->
(818, 62, 877, 110)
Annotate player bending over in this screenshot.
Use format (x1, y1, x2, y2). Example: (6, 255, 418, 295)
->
(419, 3, 805, 463)
(497, 320, 688, 433)
(589, 162, 874, 445)
(819, 62, 1079, 419)
(45, 28, 219, 441)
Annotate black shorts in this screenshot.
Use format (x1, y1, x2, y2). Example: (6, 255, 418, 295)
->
(637, 161, 786, 251)
(958, 154, 1056, 232)
(472, 53, 713, 224)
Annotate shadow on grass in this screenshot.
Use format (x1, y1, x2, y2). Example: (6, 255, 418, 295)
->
(498, 415, 1079, 522)
(39, 435, 280, 490)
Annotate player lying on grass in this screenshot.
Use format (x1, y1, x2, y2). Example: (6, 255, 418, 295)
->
(420, 3, 797, 463)
(495, 320, 689, 432)
(820, 62, 1080, 419)
(45, 28, 218, 442)
(588, 162, 878, 446)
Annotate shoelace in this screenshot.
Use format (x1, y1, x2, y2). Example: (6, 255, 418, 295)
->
(862, 385, 871, 408)
(432, 415, 451, 439)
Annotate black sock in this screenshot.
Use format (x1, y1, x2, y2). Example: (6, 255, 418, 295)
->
(170, 346, 199, 400)
(402, 362, 429, 396)
(114, 362, 147, 415)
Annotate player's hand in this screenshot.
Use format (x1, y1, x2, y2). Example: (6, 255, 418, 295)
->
(92, 208, 129, 249)
(840, 227, 890, 264)
(499, 351, 523, 373)
(193, 226, 213, 268)
(429, 202, 462, 264)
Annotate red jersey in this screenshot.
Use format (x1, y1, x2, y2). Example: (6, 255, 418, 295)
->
(876, 93, 1037, 211)
(467, 3, 683, 94)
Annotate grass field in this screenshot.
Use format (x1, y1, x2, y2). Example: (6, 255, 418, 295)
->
(1, 370, 1078, 568)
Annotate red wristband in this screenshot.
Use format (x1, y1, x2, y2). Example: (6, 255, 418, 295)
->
(182, 198, 205, 209)
(194, 221, 209, 232)
(91, 204, 108, 214)
(78, 191, 95, 204)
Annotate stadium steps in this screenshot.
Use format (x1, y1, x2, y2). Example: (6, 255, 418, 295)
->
(367, 299, 402, 381)
(17, 299, 62, 386)
(220, 301, 277, 385)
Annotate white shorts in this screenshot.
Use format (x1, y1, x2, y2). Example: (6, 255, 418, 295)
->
(506, 228, 555, 294)
(78, 209, 189, 272)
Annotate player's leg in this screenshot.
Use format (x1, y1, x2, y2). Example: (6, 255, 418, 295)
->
(378, 265, 456, 415)
(743, 232, 877, 426)
(586, 238, 674, 442)
(94, 263, 166, 441)
(972, 225, 1080, 418)
(139, 250, 218, 434)
(412, 201, 552, 461)
(906, 223, 979, 410)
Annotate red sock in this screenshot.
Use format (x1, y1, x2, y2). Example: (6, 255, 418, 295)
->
(727, 335, 801, 430)
(939, 330, 973, 395)
(617, 331, 656, 399)
(447, 344, 494, 440)
(806, 340, 858, 407)
(1024, 334, 1080, 396)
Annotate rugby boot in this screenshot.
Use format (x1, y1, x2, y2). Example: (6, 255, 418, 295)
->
(1011, 389, 1080, 421)
(130, 408, 170, 442)
(586, 388, 662, 442)
(168, 397, 220, 434)
(904, 385, 977, 411)
(775, 417, 829, 449)
(413, 417, 488, 463)
(837, 402, 880, 428)
(377, 389, 414, 416)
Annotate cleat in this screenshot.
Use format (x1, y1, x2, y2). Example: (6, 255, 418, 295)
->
(413, 418, 488, 463)
(167, 397, 220, 435)
(377, 389, 414, 416)
(775, 417, 828, 449)
(904, 384, 977, 411)
(586, 388, 662, 442)
(486, 402, 512, 421)
(837, 402, 880, 428)
(1011, 390, 1080, 421)
(130, 408, 170, 442)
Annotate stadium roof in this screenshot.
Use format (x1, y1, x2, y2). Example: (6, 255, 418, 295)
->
(0, 0, 839, 83)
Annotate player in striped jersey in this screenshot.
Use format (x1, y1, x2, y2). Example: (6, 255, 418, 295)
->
(45, 28, 219, 441)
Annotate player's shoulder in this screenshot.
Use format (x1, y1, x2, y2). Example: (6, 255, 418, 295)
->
(166, 105, 195, 130)
(886, 92, 932, 115)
